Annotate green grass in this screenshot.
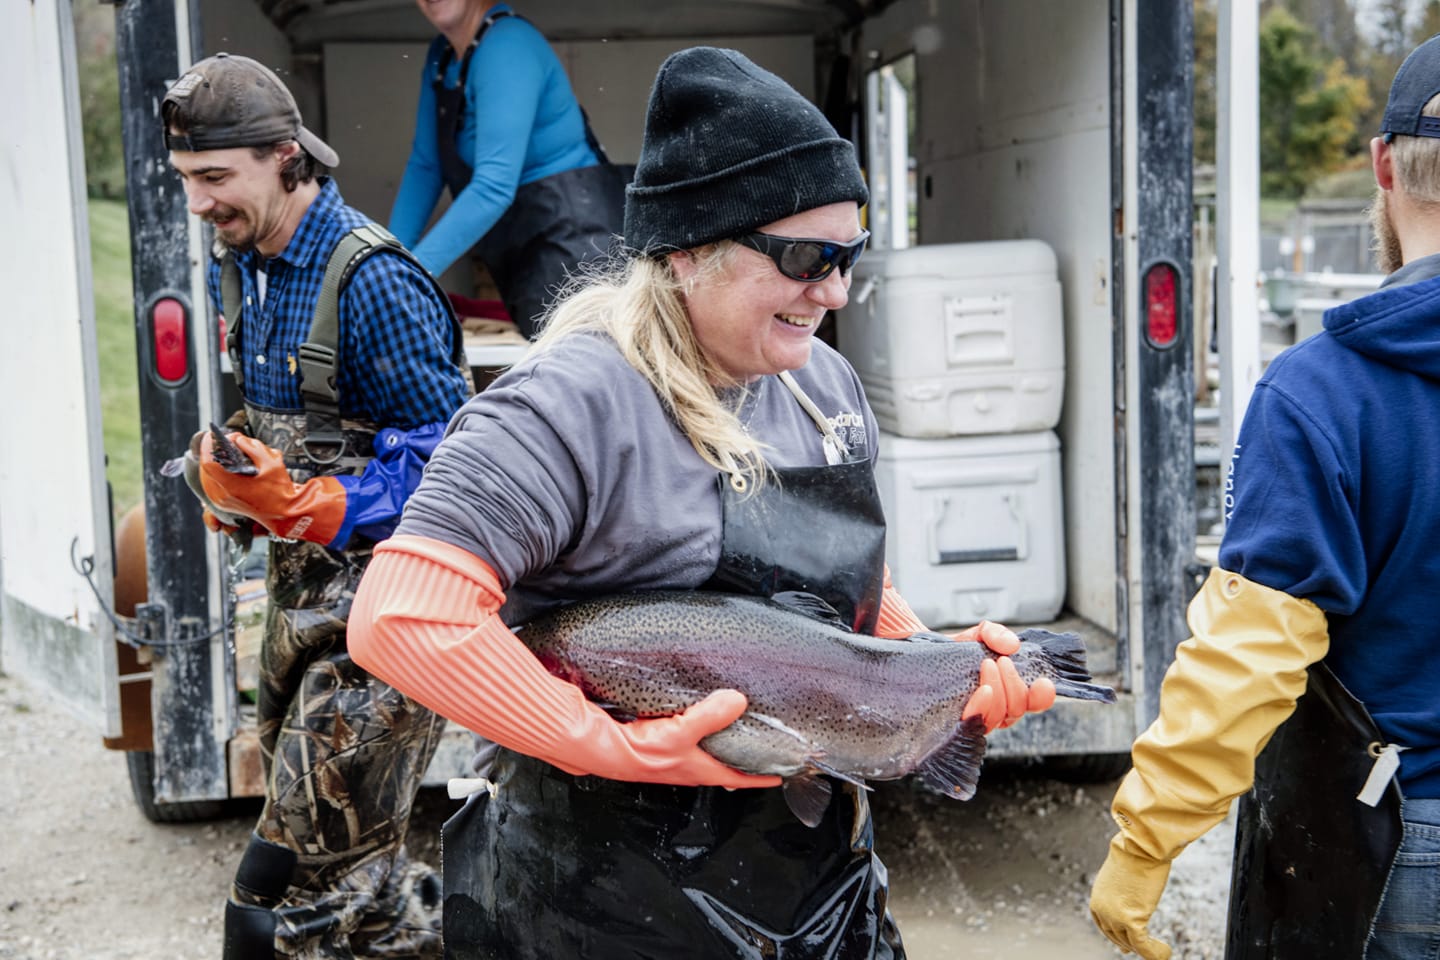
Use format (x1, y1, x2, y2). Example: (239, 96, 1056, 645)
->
(88, 196, 142, 516)
(1259, 197, 1297, 231)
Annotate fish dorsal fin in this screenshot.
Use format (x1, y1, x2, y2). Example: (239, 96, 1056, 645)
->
(769, 591, 851, 631)
(916, 715, 988, 801)
(781, 774, 833, 828)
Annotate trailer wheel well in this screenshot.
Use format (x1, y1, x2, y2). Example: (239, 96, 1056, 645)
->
(125, 750, 238, 824)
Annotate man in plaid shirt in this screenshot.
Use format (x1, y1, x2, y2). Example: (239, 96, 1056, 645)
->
(163, 53, 470, 959)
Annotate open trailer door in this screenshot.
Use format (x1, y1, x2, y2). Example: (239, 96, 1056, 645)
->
(0, 0, 121, 735)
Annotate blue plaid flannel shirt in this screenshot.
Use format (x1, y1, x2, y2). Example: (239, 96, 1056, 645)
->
(207, 177, 469, 426)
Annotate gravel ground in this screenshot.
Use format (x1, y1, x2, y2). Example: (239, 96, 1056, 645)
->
(0, 670, 1232, 959)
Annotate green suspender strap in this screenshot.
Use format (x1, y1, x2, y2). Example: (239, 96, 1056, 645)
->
(220, 253, 246, 395)
(297, 222, 470, 464)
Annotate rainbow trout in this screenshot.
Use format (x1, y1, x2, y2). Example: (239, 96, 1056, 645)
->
(518, 591, 1116, 827)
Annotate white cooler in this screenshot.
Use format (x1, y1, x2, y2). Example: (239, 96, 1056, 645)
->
(876, 430, 1065, 628)
(838, 240, 1064, 437)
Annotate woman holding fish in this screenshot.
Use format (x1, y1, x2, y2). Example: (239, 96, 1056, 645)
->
(350, 46, 1056, 959)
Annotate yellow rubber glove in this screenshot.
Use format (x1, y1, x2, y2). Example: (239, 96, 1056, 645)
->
(1089, 568, 1328, 957)
(1090, 836, 1174, 959)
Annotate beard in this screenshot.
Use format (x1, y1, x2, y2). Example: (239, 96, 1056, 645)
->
(205, 206, 257, 253)
(1368, 188, 1403, 275)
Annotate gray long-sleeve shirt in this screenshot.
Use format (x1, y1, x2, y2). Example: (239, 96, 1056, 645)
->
(397, 331, 879, 625)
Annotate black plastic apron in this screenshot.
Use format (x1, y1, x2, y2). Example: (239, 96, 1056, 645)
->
(441, 375, 902, 959)
(434, 12, 626, 338)
(1224, 663, 1404, 960)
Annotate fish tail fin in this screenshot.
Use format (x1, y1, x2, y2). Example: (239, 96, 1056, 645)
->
(1018, 628, 1119, 704)
(916, 715, 987, 801)
(1052, 676, 1119, 703)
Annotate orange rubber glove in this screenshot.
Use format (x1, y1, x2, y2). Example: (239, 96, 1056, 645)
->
(201, 508, 265, 541)
(348, 534, 783, 789)
(199, 432, 346, 545)
(876, 565, 1057, 733)
(961, 657, 1058, 732)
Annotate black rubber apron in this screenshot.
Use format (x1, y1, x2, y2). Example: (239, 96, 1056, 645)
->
(441, 374, 902, 960)
(1224, 663, 1404, 960)
(435, 12, 626, 338)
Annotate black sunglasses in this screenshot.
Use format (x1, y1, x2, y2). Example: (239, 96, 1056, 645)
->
(733, 229, 870, 282)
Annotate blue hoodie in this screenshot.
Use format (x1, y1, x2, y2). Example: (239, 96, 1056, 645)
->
(1219, 255, 1440, 797)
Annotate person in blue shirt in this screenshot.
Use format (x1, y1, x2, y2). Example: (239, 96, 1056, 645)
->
(1090, 34, 1440, 960)
(389, 0, 625, 337)
(162, 53, 470, 959)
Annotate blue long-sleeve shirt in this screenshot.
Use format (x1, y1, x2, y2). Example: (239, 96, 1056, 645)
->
(388, 7, 599, 277)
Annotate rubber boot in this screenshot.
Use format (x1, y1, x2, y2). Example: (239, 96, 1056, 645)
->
(223, 833, 297, 960)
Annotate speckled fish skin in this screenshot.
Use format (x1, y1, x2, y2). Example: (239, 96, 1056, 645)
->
(519, 591, 1116, 793)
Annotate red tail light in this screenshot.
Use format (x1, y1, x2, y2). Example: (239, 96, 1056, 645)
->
(1144, 262, 1179, 347)
(151, 297, 188, 383)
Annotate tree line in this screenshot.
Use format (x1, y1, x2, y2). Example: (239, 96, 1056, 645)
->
(1196, 0, 1440, 198)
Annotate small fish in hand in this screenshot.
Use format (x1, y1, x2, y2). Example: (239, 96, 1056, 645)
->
(161, 423, 258, 550)
(160, 422, 257, 478)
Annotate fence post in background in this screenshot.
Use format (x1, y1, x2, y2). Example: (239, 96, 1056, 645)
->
(1215, 0, 1262, 502)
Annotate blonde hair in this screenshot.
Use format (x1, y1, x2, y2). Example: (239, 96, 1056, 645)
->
(532, 247, 773, 488)
(1391, 93, 1440, 203)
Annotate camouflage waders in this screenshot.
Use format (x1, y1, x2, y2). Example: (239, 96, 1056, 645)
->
(224, 407, 446, 960)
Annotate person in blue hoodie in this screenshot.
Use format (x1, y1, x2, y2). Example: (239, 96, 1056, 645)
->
(389, 0, 625, 338)
(1089, 36, 1440, 960)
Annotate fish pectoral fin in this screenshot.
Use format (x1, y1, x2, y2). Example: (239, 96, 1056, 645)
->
(781, 774, 833, 828)
(593, 701, 638, 722)
(916, 714, 987, 801)
(809, 759, 870, 791)
(767, 591, 852, 631)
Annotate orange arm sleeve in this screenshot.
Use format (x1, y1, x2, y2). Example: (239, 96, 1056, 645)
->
(347, 534, 779, 788)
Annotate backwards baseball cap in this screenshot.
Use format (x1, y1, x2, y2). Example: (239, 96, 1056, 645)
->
(623, 47, 868, 253)
(162, 52, 339, 168)
(1381, 33, 1440, 141)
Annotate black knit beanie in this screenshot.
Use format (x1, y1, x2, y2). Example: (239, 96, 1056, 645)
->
(623, 47, 869, 254)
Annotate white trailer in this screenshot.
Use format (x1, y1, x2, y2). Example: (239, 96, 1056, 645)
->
(2, 0, 1230, 818)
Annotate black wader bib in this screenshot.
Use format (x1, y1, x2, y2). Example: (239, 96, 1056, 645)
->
(1225, 663, 1404, 960)
(435, 10, 626, 339)
(218, 253, 457, 956)
(224, 404, 448, 960)
(441, 374, 903, 960)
